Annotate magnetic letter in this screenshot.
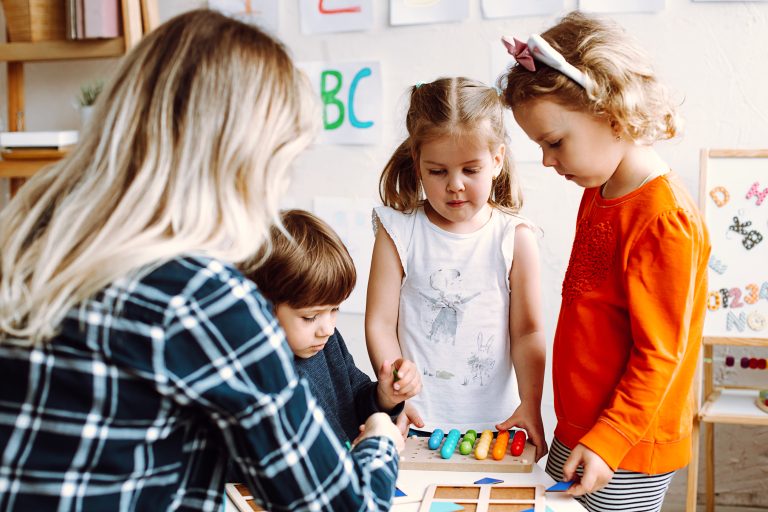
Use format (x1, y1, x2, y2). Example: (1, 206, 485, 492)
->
(745, 182, 768, 206)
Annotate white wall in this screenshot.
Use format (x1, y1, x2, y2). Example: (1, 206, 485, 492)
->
(2, 1, 767, 507)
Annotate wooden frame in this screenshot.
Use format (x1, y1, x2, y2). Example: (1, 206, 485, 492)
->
(225, 483, 265, 512)
(418, 484, 545, 512)
(693, 149, 768, 512)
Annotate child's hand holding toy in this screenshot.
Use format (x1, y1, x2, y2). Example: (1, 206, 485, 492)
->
(377, 358, 421, 411)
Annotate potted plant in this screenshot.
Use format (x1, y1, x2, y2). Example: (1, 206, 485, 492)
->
(76, 80, 103, 128)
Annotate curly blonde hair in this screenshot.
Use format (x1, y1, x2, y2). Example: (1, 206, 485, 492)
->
(499, 11, 680, 143)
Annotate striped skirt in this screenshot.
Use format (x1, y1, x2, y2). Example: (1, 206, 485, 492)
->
(545, 437, 675, 512)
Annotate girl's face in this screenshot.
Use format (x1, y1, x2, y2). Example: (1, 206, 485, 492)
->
(513, 97, 625, 189)
(418, 124, 504, 233)
(275, 303, 339, 359)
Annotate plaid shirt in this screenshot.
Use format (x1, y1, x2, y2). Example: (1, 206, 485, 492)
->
(0, 256, 398, 511)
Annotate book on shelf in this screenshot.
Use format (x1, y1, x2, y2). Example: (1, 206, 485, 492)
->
(84, 0, 120, 38)
(0, 131, 79, 150)
(66, 0, 120, 39)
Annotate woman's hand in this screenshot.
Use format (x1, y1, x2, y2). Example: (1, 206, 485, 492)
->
(355, 412, 405, 452)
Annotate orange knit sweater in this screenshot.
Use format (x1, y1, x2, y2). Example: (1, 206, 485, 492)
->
(552, 173, 710, 474)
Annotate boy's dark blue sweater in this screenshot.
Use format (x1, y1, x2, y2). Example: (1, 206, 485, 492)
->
(295, 329, 404, 444)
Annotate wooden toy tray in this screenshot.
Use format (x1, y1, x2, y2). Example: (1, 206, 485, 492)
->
(418, 483, 545, 512)
(400, 437, 534, 472)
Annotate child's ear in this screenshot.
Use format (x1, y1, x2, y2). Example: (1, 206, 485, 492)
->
(493, 144, 506, 177)
(609, 118, 623, 140)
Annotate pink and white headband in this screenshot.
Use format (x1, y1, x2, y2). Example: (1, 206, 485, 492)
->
(501, 34, 590, 90)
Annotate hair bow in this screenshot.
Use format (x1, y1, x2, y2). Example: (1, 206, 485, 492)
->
(501, 36, 536, 72)
(501, 34, 590, 90)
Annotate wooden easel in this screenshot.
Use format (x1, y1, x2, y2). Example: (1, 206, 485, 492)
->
(689, 149, 768, 511)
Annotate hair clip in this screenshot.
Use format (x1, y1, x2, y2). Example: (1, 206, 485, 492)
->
(415, 81, 425, 89)
(501, 34, 590, 90)
(502, 37, 536, 72)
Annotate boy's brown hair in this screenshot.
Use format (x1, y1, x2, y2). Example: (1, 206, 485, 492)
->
(243, 209, 356, 308)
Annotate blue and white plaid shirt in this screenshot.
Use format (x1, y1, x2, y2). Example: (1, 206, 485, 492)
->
(0, 256, 398, 511)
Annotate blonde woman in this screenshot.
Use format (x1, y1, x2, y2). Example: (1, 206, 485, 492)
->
(0, 10, 401, 512)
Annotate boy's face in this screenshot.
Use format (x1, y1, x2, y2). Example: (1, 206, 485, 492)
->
(274, 304, 339, 359)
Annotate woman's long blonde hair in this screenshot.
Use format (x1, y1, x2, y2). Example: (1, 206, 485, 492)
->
(0, 9, 319, 345)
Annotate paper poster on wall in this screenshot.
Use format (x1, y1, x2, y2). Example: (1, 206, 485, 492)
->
(578, 0, 664, 12)
(313, 197, 378, 314)
(299, 0, 374, 34)
(481, 0, 564, 18)
(390, 0, 469, 26)
(208, 0, 279, 33)
(701, 150, 768, 339)
(297, 61, 382, 145)
(490, 46, 540, 163)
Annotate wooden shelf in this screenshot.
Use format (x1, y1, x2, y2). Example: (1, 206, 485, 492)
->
(0, 1, 158, 195)
(700, 388, 768, 425)
(0, 158, 57, 178)
(703, 336, 767, 347)
(0, 38, 126, 62)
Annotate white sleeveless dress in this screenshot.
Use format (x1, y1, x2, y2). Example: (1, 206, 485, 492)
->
(373, 205, 530, 432)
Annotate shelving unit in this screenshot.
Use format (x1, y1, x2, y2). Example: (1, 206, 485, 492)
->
(0, 0, 158, 196)
(691, 149, 768, 512)
(699, 387, 768, 425)
(698, 338, 768, 512)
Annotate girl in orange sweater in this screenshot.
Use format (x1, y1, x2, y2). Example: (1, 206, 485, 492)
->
(499, 11, 710, 512)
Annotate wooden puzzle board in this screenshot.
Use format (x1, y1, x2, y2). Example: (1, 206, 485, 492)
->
(418, 484, 545, 512)
(400, 437, 534, 472)
(225, 483, 265, 512)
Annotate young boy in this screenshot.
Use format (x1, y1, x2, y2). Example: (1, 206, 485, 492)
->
(242, 209, 421, 444)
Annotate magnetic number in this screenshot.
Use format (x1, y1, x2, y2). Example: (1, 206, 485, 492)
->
(728, 288, 744, 308)
(745, 283, 759, 304)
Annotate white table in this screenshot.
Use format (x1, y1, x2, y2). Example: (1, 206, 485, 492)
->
(225, 462, 587, 511)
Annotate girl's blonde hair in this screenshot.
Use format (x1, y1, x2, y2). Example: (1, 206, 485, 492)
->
(242, 209, 356, 309)
(380, 77, 522, 213)
(500, 11, 680, 143)
(0, 9, 319, 345)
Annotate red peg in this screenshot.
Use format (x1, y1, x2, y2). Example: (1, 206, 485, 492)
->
(509, 430, 526, 456)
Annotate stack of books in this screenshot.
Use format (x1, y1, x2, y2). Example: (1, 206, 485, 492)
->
(0, 131, 79, 160)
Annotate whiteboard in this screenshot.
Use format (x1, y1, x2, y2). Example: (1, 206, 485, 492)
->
(700, 149, 768, 340)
